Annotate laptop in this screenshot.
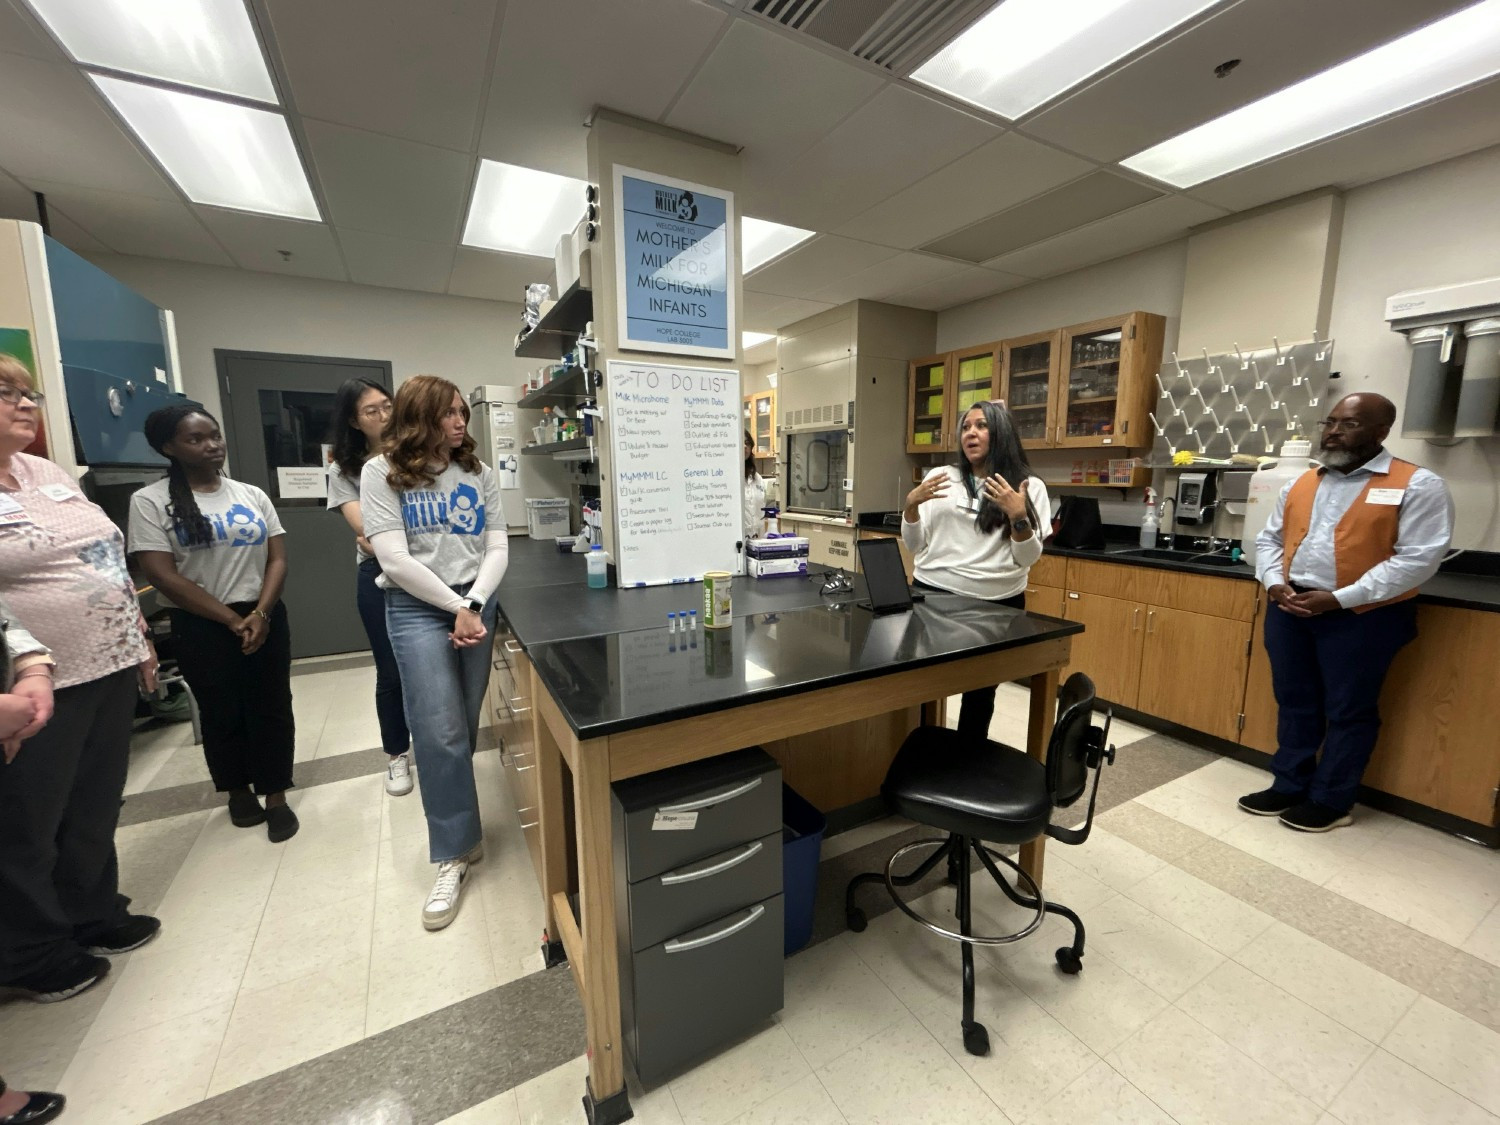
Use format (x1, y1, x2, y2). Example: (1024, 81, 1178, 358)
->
(856, 537, 921, 615)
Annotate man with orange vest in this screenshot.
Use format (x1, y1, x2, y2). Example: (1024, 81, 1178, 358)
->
(1238, 392, 1453, 832)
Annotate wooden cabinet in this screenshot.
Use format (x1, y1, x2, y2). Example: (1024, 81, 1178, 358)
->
(1240, 600, 1277, 753)
(1053, 313, 1163, 450)
(490, 631, 545, 892)
(1060, 589, 1143, 706)
(782, 518, 856, 570)
(1025, 553, 1067, 618)
(1001, 330, 1062, 449)
(744, 389, 776, 459)
(1025, 584, 1065, 619)
(908, 353, 952, 453)
(1137, 604, 1251, 741)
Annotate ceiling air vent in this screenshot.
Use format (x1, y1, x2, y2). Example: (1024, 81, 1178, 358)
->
(748, 0, 993, 74)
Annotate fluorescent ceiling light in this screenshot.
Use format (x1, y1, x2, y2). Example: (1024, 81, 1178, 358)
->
(911, 0, 1217, 120)
(743, 331, 776, 349)
(1122, 0, 1500, 187)
(92, 75, 318, 219)
(463, 160, 588, 257)
(26, 0, 276, 102)
(742, 217, 814, 273)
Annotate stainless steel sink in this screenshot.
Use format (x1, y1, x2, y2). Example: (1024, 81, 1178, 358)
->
(1117, 547, 1244, 568)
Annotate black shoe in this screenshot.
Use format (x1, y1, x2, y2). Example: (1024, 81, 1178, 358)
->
(0, 1090, 66, 1125)
(228, 790, 266, 827)
(1279, 801, 1353, 832)
(0, 952, 110, 1003)
(266, 804, 299, 843)
(84, 914, 161, 956)
(1237, 787, 1302, 816)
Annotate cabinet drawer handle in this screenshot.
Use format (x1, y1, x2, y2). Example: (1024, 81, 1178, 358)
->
(664, 904, 765, 953)
(519, 820, 539, 830)
(509, 705, 532, 717)
(506, 693, 528, 708)
(503, 640, 524, 655)
(657, 775, 761, 814)
(1146, 610, 1156, 635)
(661, 840, 764, 886)
(1132, 607, 1140, 631)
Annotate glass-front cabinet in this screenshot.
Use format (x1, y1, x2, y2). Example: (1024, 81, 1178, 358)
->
(744, 389, 776, 457)
(1056, 313, 1163, 450)
(1000, 330, 1061, 450)
(952, 343, 998, 423)
(907, 353, 951, 453)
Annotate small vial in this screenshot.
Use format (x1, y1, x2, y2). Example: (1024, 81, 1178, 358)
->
(667, 612, 677, 634)
(688, 609, 699, 632)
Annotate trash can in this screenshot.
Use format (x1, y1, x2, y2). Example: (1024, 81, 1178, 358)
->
(781, 783, 827, 955)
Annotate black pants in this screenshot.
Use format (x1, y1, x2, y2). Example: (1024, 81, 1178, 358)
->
(913, 583, 1027, 740)
(0, 668, 136, 981)
(171, 601, 296, 795)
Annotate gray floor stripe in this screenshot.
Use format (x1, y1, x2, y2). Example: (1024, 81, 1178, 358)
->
(119, 746, 392, 827)
(149, 964, 585, 1125)
(290, 653, 375, 677)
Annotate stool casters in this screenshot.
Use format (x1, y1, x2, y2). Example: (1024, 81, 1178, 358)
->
(1055, 946, 1083, 975)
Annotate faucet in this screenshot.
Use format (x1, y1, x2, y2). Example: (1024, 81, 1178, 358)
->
(1157, 496, 1176, 549)
(1189, 501, 1231, 556)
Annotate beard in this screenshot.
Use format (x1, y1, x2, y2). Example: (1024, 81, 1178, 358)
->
(1319, 445, 1358, 469)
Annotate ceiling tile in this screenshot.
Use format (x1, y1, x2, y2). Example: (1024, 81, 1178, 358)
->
(267, 0, 500, 153)
(1189, 78, 1500, 212)
(807, 251, 967, 306)
(665, 20, 885, 177)
(744, 234, 899, 299)
(0, 0, 68, 62)
(45, 208, 114, 256)
(0, 167, 38, 220)
(742, 291, 837, 333)
(480, 0, 728, 179)
(1026, 0, 1475, 163)
(884, 267, 1030, 312)
(0, 171, 114, 255)
(195, 209, 348, 282)
(0, 54, 180, 199)
(339, 229, 455, 293)
(752, 85, 999, 232)
(304, 121, 471, 243)
(834, 133, 1093, 249)
(447, 247, 548, 302)
(922, 172, 1161, 262)
(984, 194, 1228, 278)
(25, 181, 232, 265)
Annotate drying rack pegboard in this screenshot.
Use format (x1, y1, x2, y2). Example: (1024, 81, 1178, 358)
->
(1149, 337, 1336, 462)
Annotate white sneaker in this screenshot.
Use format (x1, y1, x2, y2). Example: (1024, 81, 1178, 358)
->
(422, 859, 469, 931)
(385, 752, 414, 796)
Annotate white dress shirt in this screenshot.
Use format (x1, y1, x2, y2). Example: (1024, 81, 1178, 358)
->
(1253, 449, 1454, 609)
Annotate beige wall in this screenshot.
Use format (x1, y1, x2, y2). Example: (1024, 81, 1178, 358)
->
(80, 253, 532, 425)
(1328, 143, 1500, 550)
(742, 360, 775, 397)
(1176, 192, 1343, 357)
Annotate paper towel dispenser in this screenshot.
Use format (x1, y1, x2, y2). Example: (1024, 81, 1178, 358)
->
(1387, 276, 1500, 441)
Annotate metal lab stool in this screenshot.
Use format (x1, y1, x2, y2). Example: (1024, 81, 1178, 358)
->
(845, 672, 1115, 1056)
(152, 659, 202, 745)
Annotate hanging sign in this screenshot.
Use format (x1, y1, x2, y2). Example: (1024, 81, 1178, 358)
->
(613, 166, 736, 360)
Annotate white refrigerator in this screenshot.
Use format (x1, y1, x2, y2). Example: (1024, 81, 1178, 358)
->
(468, 384, 570, 533)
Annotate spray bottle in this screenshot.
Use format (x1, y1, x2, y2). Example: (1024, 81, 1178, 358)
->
(1139, 486, 1159, 549)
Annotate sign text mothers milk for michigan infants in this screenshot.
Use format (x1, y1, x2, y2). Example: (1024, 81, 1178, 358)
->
(616, 170, 734, 358)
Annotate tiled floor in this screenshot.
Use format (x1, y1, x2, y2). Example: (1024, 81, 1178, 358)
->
(3, 674, 1498, 1124)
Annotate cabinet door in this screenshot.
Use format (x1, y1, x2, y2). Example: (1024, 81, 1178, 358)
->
(908, 353, 952, 453)
(1138, 605, 1251, 741)
(1057, 317, 1128, 449)
(753, 390, 775, 457)
(1001, 331, 1060, 449)
(1240, 602, 1277, 753)
(1025, 584, 1066, 619)
(1061, 590, 1144, 707)
(952, 343, 999, 423)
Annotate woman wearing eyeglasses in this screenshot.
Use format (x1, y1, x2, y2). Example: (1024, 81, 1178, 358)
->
(326, 378, 411, 796)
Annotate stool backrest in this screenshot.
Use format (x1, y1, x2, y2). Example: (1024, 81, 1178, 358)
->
(1047, 672, 1102, 808)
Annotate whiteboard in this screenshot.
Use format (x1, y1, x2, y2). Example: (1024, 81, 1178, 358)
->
(605, 359, 741, 587)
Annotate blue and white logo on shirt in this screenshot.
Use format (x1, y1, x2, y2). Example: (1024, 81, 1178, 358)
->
(401, 485, 486, 537)
(175, 503, 268, 549)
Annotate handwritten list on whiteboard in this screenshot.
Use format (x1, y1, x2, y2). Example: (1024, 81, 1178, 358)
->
(605, 359, 741, 587)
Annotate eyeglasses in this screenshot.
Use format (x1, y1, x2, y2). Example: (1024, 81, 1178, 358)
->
(0, 385, 44, 407)
(358, 403, 393, 419)
(1319, 418, 1362, 433)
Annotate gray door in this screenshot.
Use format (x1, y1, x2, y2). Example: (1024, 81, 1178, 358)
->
(216, 349, 393, 658)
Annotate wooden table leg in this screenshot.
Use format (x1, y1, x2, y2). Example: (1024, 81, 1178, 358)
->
(531, 677, 569, 968)
(575, 738, 629, 1123)
(1019, 668, 1059, 887)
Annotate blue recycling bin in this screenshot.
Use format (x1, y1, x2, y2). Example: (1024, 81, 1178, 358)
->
(782, 783, 827, 955)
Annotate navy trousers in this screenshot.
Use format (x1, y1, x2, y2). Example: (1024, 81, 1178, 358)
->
(1262, 598, 1418, 813)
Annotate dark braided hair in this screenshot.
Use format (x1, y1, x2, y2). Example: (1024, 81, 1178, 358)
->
(144, 405, 218, 548)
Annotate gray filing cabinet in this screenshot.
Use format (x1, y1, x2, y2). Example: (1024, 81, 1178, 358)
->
(612, 747, 784, 1085)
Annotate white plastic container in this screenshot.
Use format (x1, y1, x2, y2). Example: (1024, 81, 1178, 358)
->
(1240, 440, 1314, 569)
(525, 497, 570, 540)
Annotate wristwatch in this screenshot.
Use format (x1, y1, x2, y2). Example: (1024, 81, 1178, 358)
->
(1012, 517, 1032, 533)
(464, 598, 484, 614)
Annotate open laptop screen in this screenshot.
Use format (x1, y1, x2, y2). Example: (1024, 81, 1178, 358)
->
(857, 537, 912, 615)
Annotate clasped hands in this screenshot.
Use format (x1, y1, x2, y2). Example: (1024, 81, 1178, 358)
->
(1268, 584, 1341, 617)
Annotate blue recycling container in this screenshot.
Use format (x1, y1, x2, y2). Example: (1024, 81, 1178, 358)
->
(781, 783, 827, 955)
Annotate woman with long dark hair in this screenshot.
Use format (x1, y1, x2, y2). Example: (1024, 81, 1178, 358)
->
(742, 429, 767, 542)
(360, 375, 507, 930)
(900, 400, 1050, 739)
(129, 406, 299, 842)
(326, 378, 411, 795)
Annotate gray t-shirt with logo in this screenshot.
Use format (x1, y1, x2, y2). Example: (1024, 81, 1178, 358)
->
(326, 465, 371, 563)
(360, 455, 500, 589)
(128, 476, 284, 607)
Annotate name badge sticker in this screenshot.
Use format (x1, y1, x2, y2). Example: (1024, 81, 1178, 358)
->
(0, 495, 23, 516)
(39, 483, 79, 502)
(1366, 488, 1405, 506)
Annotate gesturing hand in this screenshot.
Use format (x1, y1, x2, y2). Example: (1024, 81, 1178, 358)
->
(905, 474, 950, 511)
(984, 474, 1029, 521)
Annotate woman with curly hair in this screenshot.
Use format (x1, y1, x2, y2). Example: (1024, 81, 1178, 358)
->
(360, 375, 507, 930)
(129, 405, 298, 843)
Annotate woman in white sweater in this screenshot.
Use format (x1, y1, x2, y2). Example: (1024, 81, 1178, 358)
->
(901, 400, 1050, 739)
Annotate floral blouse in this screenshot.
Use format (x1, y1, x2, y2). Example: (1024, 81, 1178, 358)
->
(0, 453, 147, 689)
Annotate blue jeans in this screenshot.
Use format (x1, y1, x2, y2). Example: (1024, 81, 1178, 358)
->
(356, 558, 410, 756)
(384, 586, 498, 863)
(1263, 599, 1418, 813)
